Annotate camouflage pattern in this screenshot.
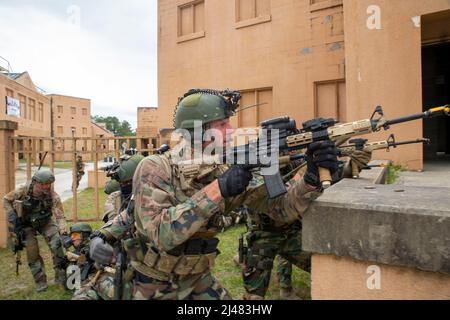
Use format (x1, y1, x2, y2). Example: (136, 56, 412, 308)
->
(23, 223, 67, 285)
(133, 271, 231, 300)
(242, 222, 311, 298)
(3, 183, 68, 285)
(102, 190, 122, 222)
(72, 270, 116, 300)
(76, 157, 85, 188)
(122, 151, 321, 300)
(4, 183, 68, 234)
(276, 256, 293, 289)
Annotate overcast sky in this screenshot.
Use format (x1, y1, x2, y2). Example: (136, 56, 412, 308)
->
(0, 0, 157, 129)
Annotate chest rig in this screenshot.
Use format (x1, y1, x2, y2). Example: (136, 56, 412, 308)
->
(21, 183, 53, 229)
(130, 153, 227, 281)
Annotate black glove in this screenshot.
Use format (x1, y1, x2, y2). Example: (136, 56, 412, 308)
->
(304, 140, 339, 187)
(218, 165, 253, 198)
(61, 234, 73, 249)
(89, 237, 114, 265)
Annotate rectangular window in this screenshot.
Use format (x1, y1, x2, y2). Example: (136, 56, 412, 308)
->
(57, 126, 64, 135)
(57, 105, 63, 113)
(82, 127, 88, 135)
(82, 108, 87, 116)
(233, 88, 273, 128)
(71, 107, 76, 115)
(71, 127, 76, 134)
(18, 94, 26, 119)
(235, 0, 271, 28)
(177, 0, 205, 43)
(314, 79, 346, 122)
(28, 98, 36, 121)
(38, 102, 44, 123)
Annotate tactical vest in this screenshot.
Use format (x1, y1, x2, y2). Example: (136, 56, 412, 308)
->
(22, 187, 53, 229)
(125, 153, 226, 281)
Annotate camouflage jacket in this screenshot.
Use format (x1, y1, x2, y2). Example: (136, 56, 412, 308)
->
(102, 191, 122, 223)
(3, 183, 68, 234)
(131, 153, 321, 252)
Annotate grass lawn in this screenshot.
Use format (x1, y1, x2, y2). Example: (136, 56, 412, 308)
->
(63, 187, 108, 221)
(0, 189, 311, 300)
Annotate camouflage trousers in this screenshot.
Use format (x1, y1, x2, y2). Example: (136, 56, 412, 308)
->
(72, 271, 116, 300)
(132, 270, 232, 300)
(23, 221, 66, 284)
(243, 226, 311, 298)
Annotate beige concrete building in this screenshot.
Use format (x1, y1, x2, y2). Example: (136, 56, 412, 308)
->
(47, 94, 115, 161)
(136, 107, 160, 150)
(157, 0, 450, 170)
(0, 71, 51, 138)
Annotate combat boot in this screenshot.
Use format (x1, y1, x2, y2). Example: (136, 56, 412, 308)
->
(279, 287, 301, 300)
(36, 281, 48, 293)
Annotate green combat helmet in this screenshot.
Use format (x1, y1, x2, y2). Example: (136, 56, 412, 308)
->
(70, 222, 93, 234)
(173, 89, 241, 129)
(32, 169, 55, 184)
(116, 154, 145, 182)
(104, 179, 120, 195)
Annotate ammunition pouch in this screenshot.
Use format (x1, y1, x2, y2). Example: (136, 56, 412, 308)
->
(142, 238, 219, 277)
(28, 211, 52, 229)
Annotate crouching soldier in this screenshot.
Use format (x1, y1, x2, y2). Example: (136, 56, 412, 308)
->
(4, 170, 68, 292)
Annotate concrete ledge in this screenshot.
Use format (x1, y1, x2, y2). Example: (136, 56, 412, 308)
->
(303, 179, 450, 274)
(0, 120, 18, 130)
(359, 160, 391, 184)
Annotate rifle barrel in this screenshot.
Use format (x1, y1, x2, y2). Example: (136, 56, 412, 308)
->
(385, 106, 449, 127)
(388, 138, 430, 147)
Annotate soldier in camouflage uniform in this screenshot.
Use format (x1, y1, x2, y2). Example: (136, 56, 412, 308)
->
(4, 170, 68, 292)
(102, 180, 121, 223)
(89, 88, 341, 300)
(241, 150, 372, 300)
(73, 154, 145, 300)
(76, 155, 85, 189)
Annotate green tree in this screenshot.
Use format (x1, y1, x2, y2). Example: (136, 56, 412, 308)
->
(92, 116, 135, 136)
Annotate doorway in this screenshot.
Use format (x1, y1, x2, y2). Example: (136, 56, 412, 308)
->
(421, 10, 450, 162)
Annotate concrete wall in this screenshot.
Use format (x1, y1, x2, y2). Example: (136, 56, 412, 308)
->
(158, 0, 450, 170)
(312, 254, 450, 300)
(158, 0, 345, 129)
(343, 0, 450, 170)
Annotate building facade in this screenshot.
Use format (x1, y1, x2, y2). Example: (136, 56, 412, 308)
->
(136, 107, 160, 150)
(157, 0, 450, 170)
(0, 71, 51, 138)
(48, 94, 115, 161)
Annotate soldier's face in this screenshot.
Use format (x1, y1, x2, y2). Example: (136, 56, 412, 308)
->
(71, 232, 82, 248)
(204, 118, 234, 149)
(33, 182, 52, 197)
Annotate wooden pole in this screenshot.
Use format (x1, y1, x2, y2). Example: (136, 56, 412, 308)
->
(49, 138, 55, 173)
(71, 131, 78, 222)
(26, 139, 32, 181)
(94, 139, 99, 220)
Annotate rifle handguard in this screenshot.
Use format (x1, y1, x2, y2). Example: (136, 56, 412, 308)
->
(319, 168, 332, 189)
